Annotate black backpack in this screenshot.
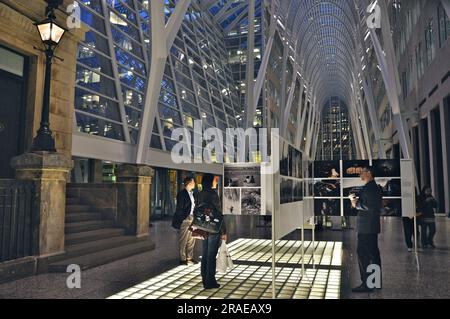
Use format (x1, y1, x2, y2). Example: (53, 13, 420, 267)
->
(191, 203, 223, 234)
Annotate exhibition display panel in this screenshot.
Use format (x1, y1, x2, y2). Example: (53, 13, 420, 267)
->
(313, 159, 414, 218)
(223, 163, 262, 215)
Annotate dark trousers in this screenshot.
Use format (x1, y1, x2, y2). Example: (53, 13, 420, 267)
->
(201, 233, 220, 287)
(357, 234, 381, 287)
(402, 217, 417, 249)
(420, 221, 436, 246)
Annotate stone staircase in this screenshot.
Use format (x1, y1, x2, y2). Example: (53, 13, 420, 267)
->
(46, 193, 154, 272)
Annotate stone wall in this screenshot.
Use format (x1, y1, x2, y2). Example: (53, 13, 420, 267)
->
(67, 184, 119, 220)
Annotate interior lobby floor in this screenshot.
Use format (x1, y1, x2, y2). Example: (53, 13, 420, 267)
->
(0, 216, 449, 299)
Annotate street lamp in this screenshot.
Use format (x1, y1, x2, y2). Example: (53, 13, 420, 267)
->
(32, 0, 66, 152)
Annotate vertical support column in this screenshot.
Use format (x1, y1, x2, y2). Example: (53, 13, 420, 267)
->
(282, 64, 299, 136)
(357, 96, 373, 161)
(369, 0, 413, 160)
(252, 0, 277, 129)
(418, 117, 428, 189)
(245, 0, 256, 129)
(116, 165, 154, 237)
(280, 42, 289, 132)
(428, 112, 438, 210)
(349, 93, 367, 159)
(296, 89, 309, 148)
(294, 79, 304, 147)
(136, 0, 191, 163)
(88, 159, 103, 183)
(440, 99, 450, 215)
(305, 100, 317, 156)
(11, 153, 73, 257)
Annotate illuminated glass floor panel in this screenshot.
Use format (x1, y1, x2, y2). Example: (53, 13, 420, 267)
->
(108, 264, 340, 299)
(227, 239, 342, 267)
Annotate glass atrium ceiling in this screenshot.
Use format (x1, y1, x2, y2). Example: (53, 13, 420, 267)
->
(276, 0, 363, 109)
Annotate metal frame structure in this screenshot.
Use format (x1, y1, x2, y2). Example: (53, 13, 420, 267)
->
(72, 0, 428, 168)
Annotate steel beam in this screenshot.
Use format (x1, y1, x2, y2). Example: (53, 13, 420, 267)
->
(136, 0, 191, 164)
(244, 0, 256, 129)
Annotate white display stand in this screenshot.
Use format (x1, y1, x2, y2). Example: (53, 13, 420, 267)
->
(400, 159, 419, 270)
(267, 132, 312, 298)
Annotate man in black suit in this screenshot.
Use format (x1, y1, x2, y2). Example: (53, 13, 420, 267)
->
(172, 177, 197, 265)
(350, 166, 382, 293)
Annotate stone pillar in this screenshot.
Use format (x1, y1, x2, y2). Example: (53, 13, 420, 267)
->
(116, 165, 154, 237)
(11, 152, 72, 258)
(89, 159, 103, 183)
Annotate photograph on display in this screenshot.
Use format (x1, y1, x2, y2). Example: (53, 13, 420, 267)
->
(293, 181, 304, 202)
(280, 140, 289, 176)
(241, 188, 261, 215)
(343, 160, 370, 177)
(314, 199, 341, 217)
(280, 178, 293, 204)
(223, 188, 241, 215)
(377, 178, 402, 197)
(342, 178, 366, 197)
(288, 145, 303, 178)
(373, 159, 401, 177)
(314, 179, 340, 197)
(381, 199, 402, 217)
(314, 161, 340, 178)
(224, 164, 261, 187)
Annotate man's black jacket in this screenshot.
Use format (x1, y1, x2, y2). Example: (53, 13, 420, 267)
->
(356, 180, 382, 234)
(172, 189, 195, 230)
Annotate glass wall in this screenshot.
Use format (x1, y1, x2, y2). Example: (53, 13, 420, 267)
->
(75, 0, 241, 151)
(317, 97, 354, 160)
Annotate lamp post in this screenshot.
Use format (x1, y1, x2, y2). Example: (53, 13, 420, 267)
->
(32, 0, 66, 152)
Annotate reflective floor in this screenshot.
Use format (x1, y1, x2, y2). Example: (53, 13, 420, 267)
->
(0, 216, 449, 299)
(108, 264, 340, 300)
(108, 237, 343, 300)
(228, 238, 342, 267)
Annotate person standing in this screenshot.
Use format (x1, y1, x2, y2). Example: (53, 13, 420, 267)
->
(402, 190, 422, 252)
(402, 216, 421, 252)
(196, 174, 227, 289)
(418, 187, 437, 248)
(350, 166, 382, 293)
(172, 177, 198, 265)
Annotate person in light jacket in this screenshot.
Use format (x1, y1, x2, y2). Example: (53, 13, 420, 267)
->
(172, 177, 197, 265)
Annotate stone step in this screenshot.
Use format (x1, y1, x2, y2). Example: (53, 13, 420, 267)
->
(48, 238, 155, 272)
(66, 205, 92, 213)
(65, 228, 125, 245)
(66, 188, 79, 198)
(65, 220, 115, 234)
(62, 236, 144, 260)
(66, 197, 81, 205)
(65, 212, 103, 223)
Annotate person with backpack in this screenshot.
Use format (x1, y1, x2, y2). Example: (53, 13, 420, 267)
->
(196, 174, 227, 289)
(172, 176, 198, 265)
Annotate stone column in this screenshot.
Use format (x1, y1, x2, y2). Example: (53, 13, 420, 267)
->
(11, 152, 73, 258)
(116, 165, 154, 237)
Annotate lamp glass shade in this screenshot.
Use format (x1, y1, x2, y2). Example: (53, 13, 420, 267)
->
(37, 20, 66, 45)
